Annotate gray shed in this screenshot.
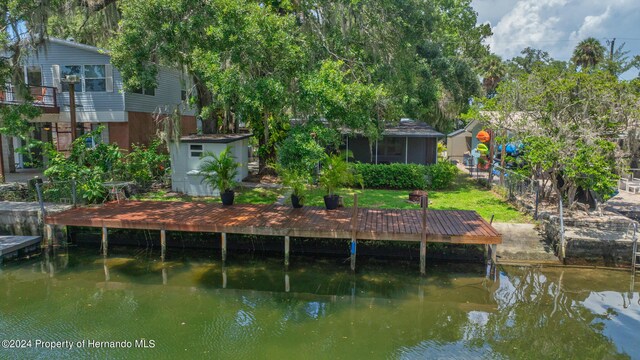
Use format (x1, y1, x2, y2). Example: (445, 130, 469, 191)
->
(170, 134, 251, 196)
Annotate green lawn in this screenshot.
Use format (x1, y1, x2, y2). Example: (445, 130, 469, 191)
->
(299, 175, 529, 223)
(131, 186, 282, 205)
(133, 175, 529, 223)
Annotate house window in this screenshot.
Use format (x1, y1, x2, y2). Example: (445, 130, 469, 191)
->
(61, 65, 109, 92)
(190, 144, 203, 158)
(84, 65, 106, 92)
(25, 66, 42, 86)
(61, 65, 83, 92)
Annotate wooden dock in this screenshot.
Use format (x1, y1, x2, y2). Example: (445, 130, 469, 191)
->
(0, 235, 42, 264)
(44, 200, 502, 273)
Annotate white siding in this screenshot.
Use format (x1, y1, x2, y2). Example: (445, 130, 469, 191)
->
(20, 39, 195, 120)
(170, 140, 248, 196)
(23, 41, 125, 114)
(124, 67, 196, 116)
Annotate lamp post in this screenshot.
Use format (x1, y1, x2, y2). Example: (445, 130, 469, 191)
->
(61, 75, 80, 141)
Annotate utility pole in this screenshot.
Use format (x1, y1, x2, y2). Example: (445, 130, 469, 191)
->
(69, 82, 77, 142)
(0, 134, 5, 183)
(61, 75, 80, 142)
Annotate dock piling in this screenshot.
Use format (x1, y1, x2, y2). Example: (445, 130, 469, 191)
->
(222, 266, 227, 289)
(44, 224, 54, 249)
(160, 230, 167, 262)
(350, 194, 358, 272)
(420, 195, 427, 275)
(284, 235, 290, 269)
(101, 226, 108, 257)
(285, 273, 290, 293)
(221, 232, 227, 263)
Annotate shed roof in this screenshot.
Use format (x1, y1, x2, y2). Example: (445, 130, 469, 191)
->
(447, 128, 470, 137)
(380, 119, 444, 138)
(179, 133, 253, 144)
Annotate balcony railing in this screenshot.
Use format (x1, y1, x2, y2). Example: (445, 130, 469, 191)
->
(0, 85, 59, 113)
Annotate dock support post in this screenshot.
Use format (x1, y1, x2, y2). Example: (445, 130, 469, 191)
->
(101, 226, 108, 257)
(160, 230, 167, 262)
(485, 215, 495, 262)
(103, 257, 110, 282)
(44, 224, 54, 249)
(222, 266, 227, 289)
(221, 233, 227, 263)
(490, 244, 497, 265)
(285, 273, 290, 293)
(284, 235, 290, 269)
(420, 195, 427, 275)
(350, 194, 359, 272)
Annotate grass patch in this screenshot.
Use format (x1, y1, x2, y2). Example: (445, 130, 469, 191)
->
(133, 174, 529, 223)
(302, 174, 529, 223)
(131, 187, 282, 205)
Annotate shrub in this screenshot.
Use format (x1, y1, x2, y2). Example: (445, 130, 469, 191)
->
(425, 161, 459, 190)
(122, 140, 170, 188)
(353, 163, 428, 189)
(320, 153, 362, 196)
(277, 120, 340, 175)
(199, 147, 240, 192)
(353, 162, 459, 190)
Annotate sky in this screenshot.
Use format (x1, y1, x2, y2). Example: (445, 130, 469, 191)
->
(472, 0, 640, 78)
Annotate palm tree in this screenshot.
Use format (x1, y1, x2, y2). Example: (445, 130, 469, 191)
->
(480, 54, 506, 97)
(571, 37, 606, 69)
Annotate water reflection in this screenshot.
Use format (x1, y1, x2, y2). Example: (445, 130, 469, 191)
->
(0, 246, 638, 359)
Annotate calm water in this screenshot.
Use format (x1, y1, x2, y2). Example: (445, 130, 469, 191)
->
(1, 247, 639, 359)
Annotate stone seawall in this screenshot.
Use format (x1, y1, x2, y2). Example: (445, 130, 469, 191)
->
(510, 193, 637, 267)
(0, 201, 72, 238)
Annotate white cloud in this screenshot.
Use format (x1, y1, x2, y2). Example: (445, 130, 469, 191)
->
(473, 0, 640, 77)
(570, 6, 611, 42)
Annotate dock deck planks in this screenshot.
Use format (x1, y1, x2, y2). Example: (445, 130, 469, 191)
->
(45, 201, 502, 245)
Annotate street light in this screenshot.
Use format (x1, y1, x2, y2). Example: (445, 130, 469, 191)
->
(61, 75, 80, 141)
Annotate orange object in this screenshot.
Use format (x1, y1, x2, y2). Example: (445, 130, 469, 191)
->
(476, 130, 490, 143)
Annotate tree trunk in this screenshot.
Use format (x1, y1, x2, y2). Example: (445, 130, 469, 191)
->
(7, 139, 15, 173)
(499, 130, 506, 185)
(258, 112, 272, 174)
(193, 74, 217, 134)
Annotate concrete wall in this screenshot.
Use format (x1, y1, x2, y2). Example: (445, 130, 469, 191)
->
(0, 202, 71, 237)
(170, 139, 249, 196)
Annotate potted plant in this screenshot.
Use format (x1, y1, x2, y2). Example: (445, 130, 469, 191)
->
(199, 147, 240, 205)
(319, 153, 361, 210)
(280, 168, 309, 208)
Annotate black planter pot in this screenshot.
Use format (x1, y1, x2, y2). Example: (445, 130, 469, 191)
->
(323, 194, 340, 210)
(291, 194, 303, 208)
(220, 190, 235, 205)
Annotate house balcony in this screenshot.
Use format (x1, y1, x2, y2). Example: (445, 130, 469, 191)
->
(0, 85, 60, 114)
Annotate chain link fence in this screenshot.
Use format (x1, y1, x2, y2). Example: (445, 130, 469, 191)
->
(491, 165, 542, 220)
